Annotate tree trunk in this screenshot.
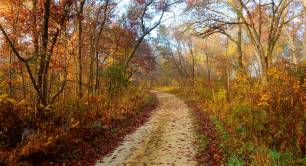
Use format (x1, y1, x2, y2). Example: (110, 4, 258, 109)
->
(260, 53, 269, 83)
(188, 43, 195, 85)
(237, 18, 244, 72)
(226, 38, 230, 101)
(95, 52, 100, 93)
(8, 9, 20, 98)
(37, 0, 51, 105)
(204, 50, 211, 85)
(20, 66, 26, 99)
(88, 37, 95, 95)
(77, 0, 85, 99)
(8, 53, 13, 98)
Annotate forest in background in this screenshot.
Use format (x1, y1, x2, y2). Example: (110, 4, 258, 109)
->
(0, 0, 305, 165)
(155, 0, 305, 165)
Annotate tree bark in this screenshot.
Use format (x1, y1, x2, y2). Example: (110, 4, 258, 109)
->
(188, 43, 195, 85)
(36, 0, 51, 105)
(88, 36, 95, 94)
(237, 16, 244, 72)
(95, 52, 100, 93)
(77, 0, 85, 99)
(20, 66, 26, 99)
(203, 48, 211, 85)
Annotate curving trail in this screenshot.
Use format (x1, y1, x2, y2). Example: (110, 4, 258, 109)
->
(95, 91, 197, 166)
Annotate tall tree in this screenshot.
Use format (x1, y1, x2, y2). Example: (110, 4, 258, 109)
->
(76, 0, 86, 99)
(88, 0, 114, 94)
(124, 0, 179, 76)
(187, 0, 301, 81)
(0, 0, 73, 106)
(230, 0, 301, 81)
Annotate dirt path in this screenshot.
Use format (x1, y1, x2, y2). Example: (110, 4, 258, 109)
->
(95, 91, 197, 166)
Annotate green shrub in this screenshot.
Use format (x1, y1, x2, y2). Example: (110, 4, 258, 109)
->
(227, 155, 243, 166)
(102, 63, 128, 96)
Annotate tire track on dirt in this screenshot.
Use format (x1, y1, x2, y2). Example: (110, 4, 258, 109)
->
(95, 91, 197, 166)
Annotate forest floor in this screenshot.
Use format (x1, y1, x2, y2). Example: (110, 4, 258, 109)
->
(95, 91, 198, 166)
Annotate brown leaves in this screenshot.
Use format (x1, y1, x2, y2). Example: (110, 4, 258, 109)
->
(0, 90, 157, 165)
(187, 101, 225, 165)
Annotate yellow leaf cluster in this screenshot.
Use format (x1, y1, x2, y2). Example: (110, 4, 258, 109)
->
(258, 93, 269, 107)
(70, 118, 80, 128)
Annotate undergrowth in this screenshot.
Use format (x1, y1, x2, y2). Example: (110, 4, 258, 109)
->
(161, 65, 306, 165)
(0, 86, 157, 165)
